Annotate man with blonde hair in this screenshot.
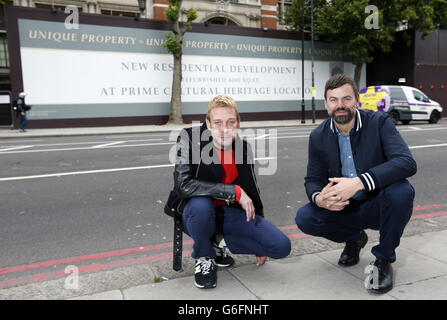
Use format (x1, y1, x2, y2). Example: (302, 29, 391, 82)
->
(165, 95, 291, 289)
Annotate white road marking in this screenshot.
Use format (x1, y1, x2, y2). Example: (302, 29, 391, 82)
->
(91, 141, 125, 149)
(409, 143, 447, 149)
(254, 134, 271, 140)
(1, 138, 163, 148)
(0, 145, 33, 152)
(0, 164, 175, 182)
(0, 158, 277, 182)
(1, 124, 446, 155)
(0, 139, 43, 144)
(276, 135, 309, 139)
(400, 126, 447, 132)
(0, 142, 175, 154)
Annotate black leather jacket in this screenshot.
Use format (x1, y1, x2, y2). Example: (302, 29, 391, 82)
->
(164, 123, 264, 217)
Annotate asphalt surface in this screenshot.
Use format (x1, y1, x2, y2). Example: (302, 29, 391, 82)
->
(0, 120, 446, 297)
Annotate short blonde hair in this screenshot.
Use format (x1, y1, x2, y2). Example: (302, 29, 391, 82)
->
(206, 95, 239, 120)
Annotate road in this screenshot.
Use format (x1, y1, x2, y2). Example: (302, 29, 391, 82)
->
(0, 120, 446, 295)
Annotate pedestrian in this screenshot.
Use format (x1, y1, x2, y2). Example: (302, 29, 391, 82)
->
(295, 74, 417, 294)
(16, 92, 30, 132)
(165, 95, 291, 289)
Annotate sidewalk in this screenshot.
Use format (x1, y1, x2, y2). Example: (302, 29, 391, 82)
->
(71, 229, 447, 300)
(0, 119, 323, 139)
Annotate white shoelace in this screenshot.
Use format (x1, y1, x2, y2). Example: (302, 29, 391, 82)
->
(196, 258, 213, 275)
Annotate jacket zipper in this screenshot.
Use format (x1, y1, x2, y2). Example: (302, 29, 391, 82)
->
(250, 163, 261, 196)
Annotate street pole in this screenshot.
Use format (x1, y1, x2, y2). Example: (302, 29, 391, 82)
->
(311, 0, 315, 123)
(301, 0, 305, 123)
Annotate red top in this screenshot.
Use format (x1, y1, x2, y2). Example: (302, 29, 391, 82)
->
(214, 148, 241, 206)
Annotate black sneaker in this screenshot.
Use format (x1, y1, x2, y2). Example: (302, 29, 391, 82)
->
(212, 236, 235, 268)
(194, 257, 217, 289)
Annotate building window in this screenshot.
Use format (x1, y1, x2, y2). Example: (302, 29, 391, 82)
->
(205, 17, 239, 26)
(278, 0, 292, 25)
(0, 34, 9, 68)
(34, 3, 83, 12)
(101, 10, 138, 17)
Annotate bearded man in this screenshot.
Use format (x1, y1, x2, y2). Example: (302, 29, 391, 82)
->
(295, 74, 417, 294)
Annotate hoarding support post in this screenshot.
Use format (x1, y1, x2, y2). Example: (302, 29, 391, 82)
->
(311, 0, 315, 123)
(301, 0, 305, 124)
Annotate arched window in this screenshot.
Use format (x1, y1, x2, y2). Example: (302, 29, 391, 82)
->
(204, 16, 239, 26)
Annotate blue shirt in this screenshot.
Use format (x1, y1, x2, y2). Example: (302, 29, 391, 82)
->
(334, 120, 366, 200)
(335, 125, 356, 179)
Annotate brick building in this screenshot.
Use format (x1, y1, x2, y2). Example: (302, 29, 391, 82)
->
(0, 1, 293, 91)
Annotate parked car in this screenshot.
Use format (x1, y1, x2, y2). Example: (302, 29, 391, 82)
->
(358, 85, 443, 125)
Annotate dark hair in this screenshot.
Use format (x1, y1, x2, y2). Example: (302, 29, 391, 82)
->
(324, 74, 358, 100)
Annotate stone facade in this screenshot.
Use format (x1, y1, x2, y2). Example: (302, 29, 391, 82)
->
(10, 0, 292, 30)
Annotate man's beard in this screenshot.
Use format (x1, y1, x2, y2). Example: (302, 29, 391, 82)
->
(329, 107, 355, 124)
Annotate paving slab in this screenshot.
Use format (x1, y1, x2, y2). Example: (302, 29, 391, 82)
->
(69, 290, 124, 300)
(399, 230, 447, 264)
(228, 255, 394, 300)
(316, 242, 447, 287)
(387, 275, 447, 300)
(122, 269, 258, 300)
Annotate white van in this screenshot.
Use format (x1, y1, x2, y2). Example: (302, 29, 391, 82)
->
(359, 85, 443, 125)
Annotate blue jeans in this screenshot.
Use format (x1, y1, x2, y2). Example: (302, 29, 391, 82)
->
(19, 113, 27, 130)
(295, 180, 415, 263)
(182, 196, 291, 260)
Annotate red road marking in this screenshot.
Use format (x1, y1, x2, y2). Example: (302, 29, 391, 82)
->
(413, 204, 443, 211)
(0, 240, 194, 276)
(410, 210, 447, 220)
(0, 250, 193, 289)
(288, 233, 310, 240)
(279, 225, 298, 231)
(0, 203, 446, 289)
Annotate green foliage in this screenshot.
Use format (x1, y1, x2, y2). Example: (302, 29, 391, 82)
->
(182, 8, 198, 33)
(284, 0, 326, 31)
(284, 0, 444, 67)
(165, 3, 180, 24)
(433, 0, 447, 29)
(162, 0, 198, 54)
(163, 32, 182, 54)
(186, 8, 198, 23)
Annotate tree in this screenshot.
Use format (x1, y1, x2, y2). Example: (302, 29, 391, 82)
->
(162, 0, 197, 125)
(284, 0, 443, 88)
(433, 0, 447, 29)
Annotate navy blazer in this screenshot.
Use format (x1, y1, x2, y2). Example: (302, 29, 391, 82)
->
(305, 109, 417, 204)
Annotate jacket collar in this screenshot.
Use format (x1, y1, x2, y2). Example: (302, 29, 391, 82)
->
(330, 108, 362, 134)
